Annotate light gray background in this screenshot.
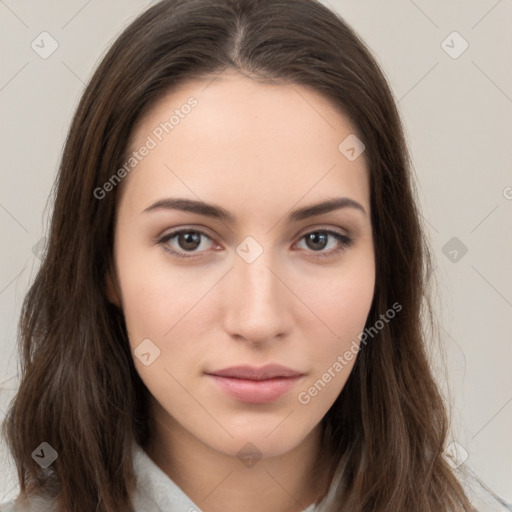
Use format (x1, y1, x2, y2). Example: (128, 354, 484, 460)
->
(1, 0, 511, 504)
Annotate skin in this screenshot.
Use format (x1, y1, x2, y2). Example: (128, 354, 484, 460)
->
(107, 68, 375, 512)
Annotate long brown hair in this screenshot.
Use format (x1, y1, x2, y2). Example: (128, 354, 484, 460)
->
(2, 0, 473, 510)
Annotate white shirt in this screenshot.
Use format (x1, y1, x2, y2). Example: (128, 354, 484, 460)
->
(1, 441, 509, 511)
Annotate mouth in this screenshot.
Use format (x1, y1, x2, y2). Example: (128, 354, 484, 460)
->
(205, 364, 305, 404)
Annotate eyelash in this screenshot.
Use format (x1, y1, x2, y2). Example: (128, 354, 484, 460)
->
(156, 228, 353, 260)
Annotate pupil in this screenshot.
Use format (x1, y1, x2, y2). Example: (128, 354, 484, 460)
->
(307, 232, 327, 251)
(180, 232, 200, 250)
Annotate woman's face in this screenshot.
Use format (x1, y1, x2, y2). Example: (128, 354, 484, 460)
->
(108, 69, 375, 459)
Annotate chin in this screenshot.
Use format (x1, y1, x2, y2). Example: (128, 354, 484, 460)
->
(206, 434, 301, 461)
(197, 416, 319, 461)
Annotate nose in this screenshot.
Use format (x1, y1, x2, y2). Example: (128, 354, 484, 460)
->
(222, 249, 292, 345)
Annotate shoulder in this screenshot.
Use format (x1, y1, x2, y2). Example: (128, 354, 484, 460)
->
(0, 493, 57, 512)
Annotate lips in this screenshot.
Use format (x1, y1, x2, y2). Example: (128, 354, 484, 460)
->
(206, 365, 304, 404)
(208, 364, 303, 380)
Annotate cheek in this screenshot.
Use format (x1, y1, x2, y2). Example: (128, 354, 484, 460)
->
(115, 252, 211, 410)
(325, 279, 375, 351)
(298, 250, 375, 342)
(114, 234, 206, 344)
(294, 256, 375, 406)
(114, 239, 222, 403)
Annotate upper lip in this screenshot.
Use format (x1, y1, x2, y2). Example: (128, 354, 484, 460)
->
(207, 364, 304, 380)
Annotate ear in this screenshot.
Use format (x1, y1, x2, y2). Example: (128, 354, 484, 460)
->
(105, 268, 121, 307)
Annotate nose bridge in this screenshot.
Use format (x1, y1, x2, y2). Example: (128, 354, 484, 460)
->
(223, 241, 290, 342)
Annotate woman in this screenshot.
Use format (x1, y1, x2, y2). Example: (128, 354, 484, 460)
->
(1, 0, 506, 510)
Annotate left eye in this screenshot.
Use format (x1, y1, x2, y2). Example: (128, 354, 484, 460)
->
(295, 230, 353, 256)
(157, 229, 352, 259)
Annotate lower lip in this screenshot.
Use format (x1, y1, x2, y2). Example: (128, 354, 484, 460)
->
(207, 375, 303, 404)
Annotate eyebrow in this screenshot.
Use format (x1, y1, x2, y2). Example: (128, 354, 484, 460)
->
(143, 196, 367, 223)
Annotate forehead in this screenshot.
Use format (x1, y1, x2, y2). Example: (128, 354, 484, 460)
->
(121, 69, 370, 221)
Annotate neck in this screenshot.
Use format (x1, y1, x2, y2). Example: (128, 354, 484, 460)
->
(144, 402, 333, 512)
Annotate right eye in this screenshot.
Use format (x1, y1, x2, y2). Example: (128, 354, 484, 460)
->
(157, 229, 217, 259)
